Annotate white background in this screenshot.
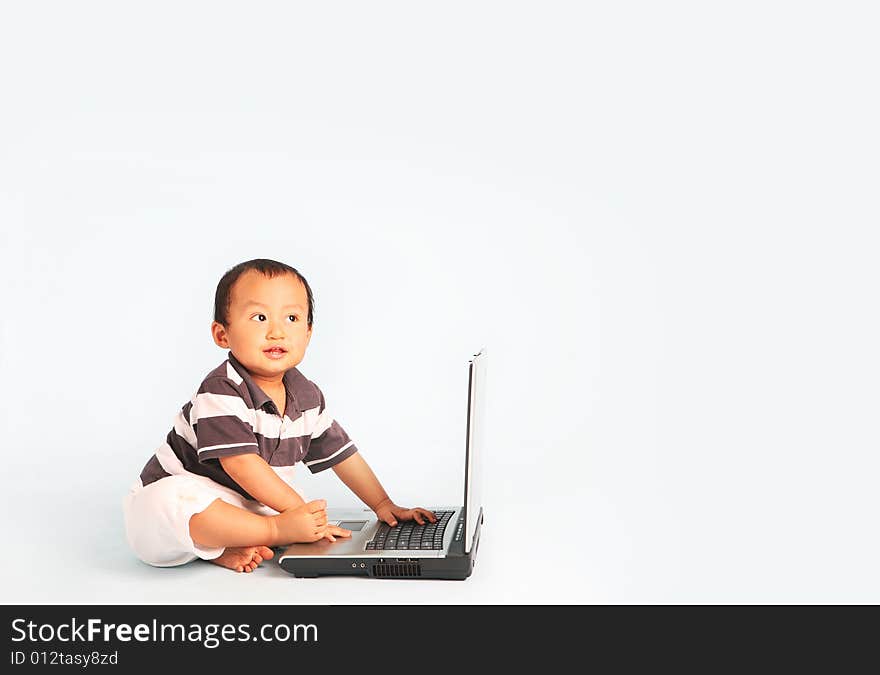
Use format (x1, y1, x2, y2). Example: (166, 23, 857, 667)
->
(1, 1, 879, 604)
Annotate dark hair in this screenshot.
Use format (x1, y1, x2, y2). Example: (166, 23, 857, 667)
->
(213, 258, 315, 328)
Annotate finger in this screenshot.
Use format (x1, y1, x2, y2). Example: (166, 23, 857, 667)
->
(306, 499, 327, 513)
(329, 525, 352, 538)
(323, 531, 336, 542)
(410, 508, 434, 523)
(414, 512, 425, 525)
(385, 515, 398, 527)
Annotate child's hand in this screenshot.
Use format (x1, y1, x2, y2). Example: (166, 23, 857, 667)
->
(321, 524, 353, 543)
(374, 498, 437, 527)
(276, 499, 334, 544)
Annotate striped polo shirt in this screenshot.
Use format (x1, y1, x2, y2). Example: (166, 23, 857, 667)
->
(138, 352, 359, 501)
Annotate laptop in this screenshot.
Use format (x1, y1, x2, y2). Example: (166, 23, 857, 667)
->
(278, 348, 487, 580)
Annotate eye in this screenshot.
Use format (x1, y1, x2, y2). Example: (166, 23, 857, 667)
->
(287, 315, 299, 322)
(250, 313, 267, 322)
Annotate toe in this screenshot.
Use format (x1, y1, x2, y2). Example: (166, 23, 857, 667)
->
(258, 546, 275, 559)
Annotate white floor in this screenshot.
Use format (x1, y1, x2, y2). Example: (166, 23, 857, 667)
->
(6, 459, 880, 606)
(4, 482, 588, 606)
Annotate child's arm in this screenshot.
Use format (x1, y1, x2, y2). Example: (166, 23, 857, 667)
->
(219, 454, 307, 512)
(331, 453, 437, 526)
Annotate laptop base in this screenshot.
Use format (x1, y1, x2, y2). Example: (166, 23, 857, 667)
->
(278, 510, 483, 580)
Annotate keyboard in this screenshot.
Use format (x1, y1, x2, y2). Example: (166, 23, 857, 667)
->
(365, 510, 455, 551)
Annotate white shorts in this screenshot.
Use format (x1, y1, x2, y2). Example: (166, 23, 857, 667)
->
(122, 474, 306, 567)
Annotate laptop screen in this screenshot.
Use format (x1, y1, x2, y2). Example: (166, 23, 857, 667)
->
(463, 348, 487, 554)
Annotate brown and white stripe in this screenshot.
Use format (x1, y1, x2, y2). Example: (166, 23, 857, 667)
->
(138, 352, 358, 501)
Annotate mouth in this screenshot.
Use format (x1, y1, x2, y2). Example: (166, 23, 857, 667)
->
(263, 347, 288, 359)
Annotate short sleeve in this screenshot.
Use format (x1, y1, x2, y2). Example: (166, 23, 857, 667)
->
(302, 385, 359, 473)
(190, 377, 260, 463)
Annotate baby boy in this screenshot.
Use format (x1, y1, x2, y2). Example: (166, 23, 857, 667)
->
(123, 258, 436, 572)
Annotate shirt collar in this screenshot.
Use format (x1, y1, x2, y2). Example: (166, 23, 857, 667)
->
(227, 351, 304, 413)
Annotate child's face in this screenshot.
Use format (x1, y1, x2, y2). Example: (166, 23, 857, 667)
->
(211, 270, 312, 384)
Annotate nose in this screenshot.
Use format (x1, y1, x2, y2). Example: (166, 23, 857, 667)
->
(265, 317, 286, 338)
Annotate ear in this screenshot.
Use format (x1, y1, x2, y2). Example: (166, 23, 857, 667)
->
(211, 321, 229, 348)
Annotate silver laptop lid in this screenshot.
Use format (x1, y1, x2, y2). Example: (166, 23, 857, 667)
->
(463, 348, 487, 554)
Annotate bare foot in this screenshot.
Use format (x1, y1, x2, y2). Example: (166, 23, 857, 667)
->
(210, 545, 275, 573)
(274, 499, 328, 544)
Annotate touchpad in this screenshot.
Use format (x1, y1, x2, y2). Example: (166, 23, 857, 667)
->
(337, 520, 367, 531)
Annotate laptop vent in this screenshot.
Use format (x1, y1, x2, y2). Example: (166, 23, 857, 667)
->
(372, 562, 422, 578)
